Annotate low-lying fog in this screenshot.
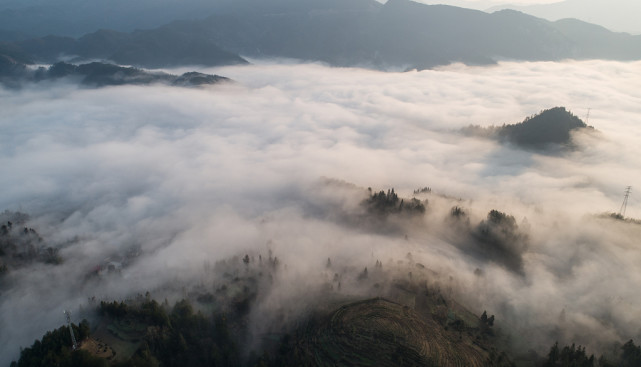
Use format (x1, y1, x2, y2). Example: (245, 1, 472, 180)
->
(1, 59, 640, 363)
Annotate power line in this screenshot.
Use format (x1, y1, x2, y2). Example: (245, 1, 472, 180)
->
(585, 108, 591, 125)
(619, 186, 632, 217)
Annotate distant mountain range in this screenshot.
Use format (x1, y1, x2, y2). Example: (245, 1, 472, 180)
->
(0, 0, 235, 39)
(0, 58, 231, 88)
(487, 0, 641, 35)
(2, 0, 641, 70)
(417, 0, 640, 35)
(15, 28, 249, 69)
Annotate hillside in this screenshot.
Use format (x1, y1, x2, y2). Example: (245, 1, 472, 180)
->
(7, 184, 641, 367)
(462, 107, 593, 150)
(487, 0, 641, 35)
(292, 298, 510, 366)
(13, 28, 248, 69)
(0, 60, 231, 87)
(15, 294, 641, 366)
(499, 107, 591, 148)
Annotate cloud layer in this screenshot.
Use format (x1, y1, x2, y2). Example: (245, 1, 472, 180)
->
(1, 59, 641, 363)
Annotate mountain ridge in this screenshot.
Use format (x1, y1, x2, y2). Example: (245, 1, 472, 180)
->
(5, 0, 639, 70)
(487, 0, 641, 35)
(0, 60, 231, 88)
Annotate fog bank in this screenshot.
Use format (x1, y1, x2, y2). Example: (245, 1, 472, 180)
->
(1, 59, 641, 363)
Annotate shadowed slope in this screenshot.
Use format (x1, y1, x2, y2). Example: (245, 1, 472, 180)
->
(297, 298, 504, 367)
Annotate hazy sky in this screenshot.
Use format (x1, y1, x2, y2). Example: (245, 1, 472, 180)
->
(1, 59, 641, 363)
(410, 0, 641, 34)
(408, 0, 562, 9)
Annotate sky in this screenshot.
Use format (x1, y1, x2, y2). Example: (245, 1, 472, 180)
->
(411, 0, 641, 34)
(409, 0, 562, 9)
(1, 59, 641, 363)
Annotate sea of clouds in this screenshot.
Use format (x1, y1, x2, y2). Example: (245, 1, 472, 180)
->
(1, 59, 640, 363)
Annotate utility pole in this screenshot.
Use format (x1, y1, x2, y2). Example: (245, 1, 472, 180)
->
(64, 310, 78, 350)
(619, 186, 632, 217)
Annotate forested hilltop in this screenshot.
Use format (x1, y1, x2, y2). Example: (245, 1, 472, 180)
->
(0, 59, 230, 88)
(6, 184, 641, 367)
(462, 106, 594, 151)
(12, 286, 641, 366)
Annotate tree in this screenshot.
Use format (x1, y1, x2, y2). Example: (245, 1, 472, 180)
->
(358, 267, 368, 280)
(621, 339, 641, 367)
(544, 342, 594, 367)
(12, 322, 106, 367)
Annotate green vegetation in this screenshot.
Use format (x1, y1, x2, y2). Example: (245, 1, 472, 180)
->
(413, 187, 432, 195)
(7, 200, 641, 367)
(266, 298, 513, 367)
(99, 300, 170, 327)
(14, 299, 241, 367)
(0, 211, 62, 272)
(540, 339, 641, 367)
(10, 320, 104, 367)
(598, 212, 641, 225)
(499, 107, 591, 148)
(474, 210, 529, 274)
(544, 343, 595, 367)
(1, 60, 230, 87)
(14, 290, 641, 367)
(364, 188, 426, 216)
(462, 107, 593, 151)
(96, 299, 240, 366)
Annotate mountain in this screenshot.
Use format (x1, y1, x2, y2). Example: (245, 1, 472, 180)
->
(462, 107, 593, 150)
(0, 0, 236, 40)
(0, 60, 231, 88)
(6, 0, 641, 70)
(499, 107, 591, 148)
(0, 29, 34, 42)
(487, 0, 641, 35)
(14, 28, 248, 69)
(0, 44, 32, 82)
(0, 0, 381, 41)
(171, 0, 641, 68)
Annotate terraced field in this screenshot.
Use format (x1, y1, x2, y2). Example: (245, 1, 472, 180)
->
(299, 298, 492, 367)
(91, 317, 147, 362)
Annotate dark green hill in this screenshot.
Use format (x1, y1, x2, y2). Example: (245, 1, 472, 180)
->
(499, 107, 591, 148)
(462, 107, 593, 150)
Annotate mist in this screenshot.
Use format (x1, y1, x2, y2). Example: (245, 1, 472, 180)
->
(1, 59, 641, 364)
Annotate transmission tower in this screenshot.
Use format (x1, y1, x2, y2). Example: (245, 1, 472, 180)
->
(64, 310, 78, 350)
(619, 186, 632, 217)
(585, 108, 591, 125)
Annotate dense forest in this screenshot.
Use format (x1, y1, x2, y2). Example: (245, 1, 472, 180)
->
(12, 295, 641, 367)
